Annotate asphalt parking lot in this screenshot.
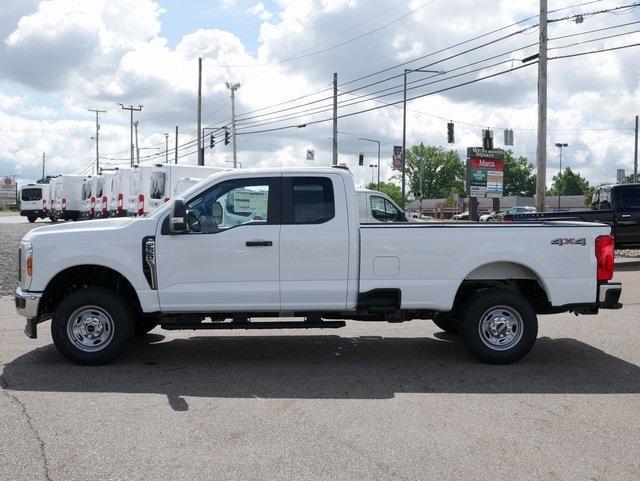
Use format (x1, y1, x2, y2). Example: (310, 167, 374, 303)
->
(1, 216, 639, 480)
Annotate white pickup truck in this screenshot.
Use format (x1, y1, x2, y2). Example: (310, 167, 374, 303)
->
(15, 167, 622, 365)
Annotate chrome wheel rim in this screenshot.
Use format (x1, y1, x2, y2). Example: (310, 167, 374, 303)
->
(478, 305, 523, 351)
(66, 306, 115, 352)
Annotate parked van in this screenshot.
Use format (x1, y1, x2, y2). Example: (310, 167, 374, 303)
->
(108, 168, 132, 217)
(95, 172, 114, 218)
(19, 183, 49, 223)
(81, 176, 93, 219)
(49, 175, 85, 221)
(128, 164, 226, 216)
(173, 177, 201, 197)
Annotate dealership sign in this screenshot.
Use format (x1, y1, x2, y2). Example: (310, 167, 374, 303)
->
(467, 148, 504, 198)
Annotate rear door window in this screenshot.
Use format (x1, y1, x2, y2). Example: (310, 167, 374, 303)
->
(286, 177, 334, 224)
(21, 188, 42, 201)
(150, 172, 166, 199)
(617, 186, 640, 208)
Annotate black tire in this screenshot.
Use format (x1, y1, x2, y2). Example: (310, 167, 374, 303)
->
(27, 216, 36, 223)
(432, 314, 459, 334)
(459, 289, 538, 364)
(49, 215, 58, 223)
(51, 288, 134, 365)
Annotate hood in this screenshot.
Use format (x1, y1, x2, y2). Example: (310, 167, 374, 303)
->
(24, 217, 137, 241)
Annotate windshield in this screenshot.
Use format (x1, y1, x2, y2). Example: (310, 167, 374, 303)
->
(21, 187, 42, 201)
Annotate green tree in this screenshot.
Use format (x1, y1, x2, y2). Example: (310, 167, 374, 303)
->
(402, 143, 465, 199)
(502, 151, 536, 196)
(547, 167, 590, 196)
(365, 180, 404, 205)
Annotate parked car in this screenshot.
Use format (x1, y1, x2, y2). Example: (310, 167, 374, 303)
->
(452, 211, 469, 220)
(504, 184, 640, 249)
(49, 175, 85, 221)
(19, 183, 49, 223)
(16, 166, 621, 366)
(479, 211, 497, 222)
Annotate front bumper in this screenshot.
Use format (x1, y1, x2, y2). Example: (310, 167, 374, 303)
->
(15, 288, 43, 339)
(598, 282, 622, 309)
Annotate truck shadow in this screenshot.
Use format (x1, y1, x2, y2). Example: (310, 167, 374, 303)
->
(2, 334, 640, 411)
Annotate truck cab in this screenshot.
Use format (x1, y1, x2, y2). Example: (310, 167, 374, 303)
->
(356, 189, 408, 223)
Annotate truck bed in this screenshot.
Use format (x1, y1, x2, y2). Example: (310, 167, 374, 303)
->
(358, 221, 610, 311)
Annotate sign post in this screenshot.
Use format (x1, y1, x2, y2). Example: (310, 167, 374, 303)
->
(0, 177, 17, 211)
(466, 147, 504, 221)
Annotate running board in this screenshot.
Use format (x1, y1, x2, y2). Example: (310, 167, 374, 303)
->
(160, 320, 346, 330)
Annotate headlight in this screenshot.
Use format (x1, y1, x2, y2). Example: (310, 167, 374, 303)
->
(21, 240, 33, 279)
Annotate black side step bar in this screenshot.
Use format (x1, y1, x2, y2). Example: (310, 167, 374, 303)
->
(160, 320, 346, 331)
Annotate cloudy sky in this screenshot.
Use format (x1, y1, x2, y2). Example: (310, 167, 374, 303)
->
(0, 0, 639, 188)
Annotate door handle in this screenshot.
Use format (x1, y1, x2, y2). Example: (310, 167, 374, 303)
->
(246, 240, 273, 247)
(621, 214, 631, 218)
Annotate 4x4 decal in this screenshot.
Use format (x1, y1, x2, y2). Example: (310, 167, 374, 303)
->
(551, 238, 587, 246)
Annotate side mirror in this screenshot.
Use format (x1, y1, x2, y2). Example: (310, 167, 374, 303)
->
(170, 198, 187, 233)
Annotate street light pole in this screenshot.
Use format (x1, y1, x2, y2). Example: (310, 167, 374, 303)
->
(555, 142, 568, 210)
(359, 137, 381, 189)
(226, 81, 241, 168)
(402, 68, 446, 209)
(369, 164, 377, 185)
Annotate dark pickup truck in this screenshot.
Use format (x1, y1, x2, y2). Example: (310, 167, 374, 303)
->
(504, 184, 640, 249)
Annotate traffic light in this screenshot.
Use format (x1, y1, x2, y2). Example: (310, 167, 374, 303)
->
(224, 129, 230, 145)
(209, 133, 214, 149)
(504, 128, 514, 146)
(358, 153, 364, 166)
(482, 129, 494, 149)
(447, 122, 455, 144)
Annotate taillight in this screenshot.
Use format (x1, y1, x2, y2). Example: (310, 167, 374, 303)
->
(90, 196, 95, 213)
(101, 195, 108, 213)
(595, 235, 614, 281)
(138, 194, 145, 215)
(62, 198, 67, 211)
(117, 193, 123, 211)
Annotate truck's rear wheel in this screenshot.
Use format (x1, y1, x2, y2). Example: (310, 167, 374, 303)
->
(27, 216, 36, 223)
(432, 314, 459, 334)
(460, 289, 537, 364)
(51, 288, 134, 365)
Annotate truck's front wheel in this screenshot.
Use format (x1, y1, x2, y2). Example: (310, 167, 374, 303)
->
(460, 289, 538, 364)
(51, 288, 134, 365)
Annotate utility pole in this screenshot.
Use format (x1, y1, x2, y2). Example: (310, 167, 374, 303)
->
(175, 126, 178, 164)
(134, 120, 140, 165)
(332, 72, 338, 165)
(118, 103, 142, 167)
(89, 108, 106, 174)
(634, 115, 638, 183)
(197, 57, 203, 166)
(226, 81, 241, 168)
(164, 133, 169, 163)
(42, 152, 45, 181)
(535, 0, 548, 212)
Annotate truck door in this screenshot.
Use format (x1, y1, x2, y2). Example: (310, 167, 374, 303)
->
(155, 177, 281, 312)
(614, 185, 640, 247)
(279, 175, 350, 310)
